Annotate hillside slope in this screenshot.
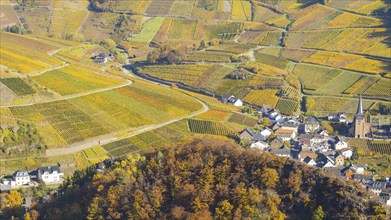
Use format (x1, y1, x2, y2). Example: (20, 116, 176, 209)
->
(31, 138, 387, 219)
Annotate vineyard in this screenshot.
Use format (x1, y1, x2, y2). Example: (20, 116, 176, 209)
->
(293, 64, 342, 91)
(32, 65, 125, 95)
(168, 19, 197, 40)
(254, 53, 290, 70)
(0, 78, 35, 96)
(231, 0, 251, 21)
(348, 139, 391, 155)
(103, 120, 191, 157)
(191, 64, 234, 91)
(50, 10, 87, 35)
(142, 64, 211, 86)
(0, 32, 64, 74)
(207, 43, 253, 54)
(238, 31, 283, 46)
(145, 0, 174, 16)
(243, 89, 280, 108)
(195, 110, 231, 121)
(187, 119, 233, 136)
(4, 83, 201, 148)
(185, 51, 233, 63)
(74, 146, 109, 169)
(228, 112, 258, 127)
(275, 98, 299, 116)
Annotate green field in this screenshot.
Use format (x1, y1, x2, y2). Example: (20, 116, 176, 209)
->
(128, 17, 165, 42)
(0, 78, 35, 96)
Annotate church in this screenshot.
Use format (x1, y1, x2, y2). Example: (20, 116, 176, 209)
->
(353, 95, 371, 138)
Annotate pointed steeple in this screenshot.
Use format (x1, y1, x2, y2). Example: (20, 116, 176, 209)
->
(357, 94, 363, 115)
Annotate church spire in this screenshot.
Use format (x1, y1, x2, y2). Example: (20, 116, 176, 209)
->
(357, 94, 363, 115)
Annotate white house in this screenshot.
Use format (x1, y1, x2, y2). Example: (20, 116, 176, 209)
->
(340, 148, 353, 159)
(260, 127, 272, 141)
(351, 164, 367, 175)
(13, 170, 30, 186)
(232, 99, 243, 107)
(367, 181, 387, 196)
(250, 141, 268, 150)
(275, 128, 296, 141)
(380, 192, 391, 206)
(333, 136, 348, 150)
(37, 166, 64, 183)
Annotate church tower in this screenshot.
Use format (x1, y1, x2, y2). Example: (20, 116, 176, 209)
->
(354, 95, 366, 138)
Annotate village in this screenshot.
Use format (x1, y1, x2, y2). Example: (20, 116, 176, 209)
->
(227, 94, 391, 207)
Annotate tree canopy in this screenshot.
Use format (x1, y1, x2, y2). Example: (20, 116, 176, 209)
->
(31, 137, 386, 219)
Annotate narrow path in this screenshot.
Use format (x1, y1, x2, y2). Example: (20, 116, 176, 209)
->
(76, 10, 90, 34)
(28, 62, 69, 77)
(1, 80, 132, 108)
(45, 99, 208, 157)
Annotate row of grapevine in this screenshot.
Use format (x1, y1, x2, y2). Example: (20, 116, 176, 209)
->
(187, 119, 233, 136)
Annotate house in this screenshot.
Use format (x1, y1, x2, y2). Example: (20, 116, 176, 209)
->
(367, 181, 387, 196)
(275, 128, 296, 141)
(221, 94, 234, 103)
(267, 109, 282, 121)
(250, 141, 268, 150)
(222, 95, 243, 107)
(379, 191, 391, 206)
(13, 170, 30, 186)
(279, 120, 299, 133)
(317, 129, 329, 137)
(328, 112, 347, 123)
(329, 153, 345, 166)
(319, 160, 334, 168)
(340, 148, 353, 159)
(353, 174, 374, 185)
(304, 116, 321, 133)
(299, 151, 317, 161)
(351, 164, 367, 175)
(37, 166, 64, 183)
(232, 99, 243, 107)
(259, 127, 272, 141)
(332, 136, 348, 150)
(94, 52, 108, 63)
(270, 137, 284, 148)
(239, 128, 254, 143)
(269, 146, 291, 157)
(302, 156, 316, 166)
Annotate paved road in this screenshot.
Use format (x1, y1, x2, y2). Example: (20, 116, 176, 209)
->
(45, 98, 208, 157)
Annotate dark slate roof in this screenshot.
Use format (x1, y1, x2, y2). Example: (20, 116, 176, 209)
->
(367, 181, 387, 190)
(305, 116, 320, 124)
(253, 133, 263, 141)
(353, 174, 373, 182)
(14, 170, 29, 177)
(303, 156, 314, 163)
(38, 166, 61, 175)
(97, 52, 107, 58)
